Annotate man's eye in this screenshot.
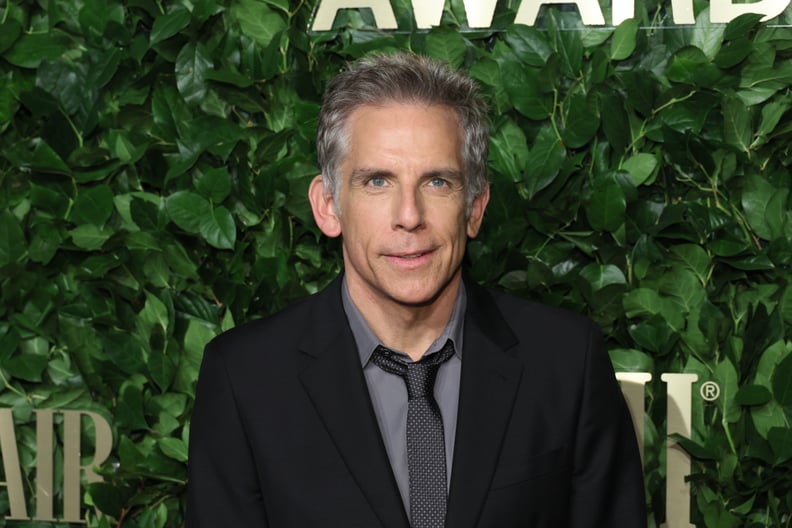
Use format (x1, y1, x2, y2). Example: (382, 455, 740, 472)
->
(428, 177, 449, 187)
(367, 177, 387, 187)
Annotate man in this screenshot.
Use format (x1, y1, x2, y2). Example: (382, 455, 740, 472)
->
(187, 52, 646, 527)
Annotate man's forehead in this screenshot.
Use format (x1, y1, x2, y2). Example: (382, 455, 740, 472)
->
(342, 104, 463, 157)
(346, 100, 460, 123)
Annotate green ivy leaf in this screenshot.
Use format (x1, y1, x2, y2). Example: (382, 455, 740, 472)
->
(579, 263, 626, 292)
(503, 25, 551, 67)
(767, 427, 792, 464)
(552, 15, 583, 76)
(771, 352, 792, 414)
(671, 244, 711, 285)
(151, 82, 184, 140)
(752, 98, 790, 148)
(140, 291, 170, 334)
(734, 384, 772, 406)
(86, 481, 136, 519)
(752, 341, 790, 437)
(70, 224, 113, 250)
(150, 6, 192, 45)
(231, 0, 286, 48)
(179, 115, 243, 159)
(489, 119, 529, 180)
(166, 191, 211, 233)
(585, 177, 625, 233)
(18, 138, 72, 174)
(469, 57, 511, 114)
(666, 46, 709, 84)
(175, 292, 221, 326)
(130, 196, 166, 231)
(780, 285, 792, 325)
(174, 320, 215, 394)
(195, 167, 232, 203)
(723, 13, 763, 40)
(500, 60, 548, 119)
(149, 348, 178, 392)
(598, 92, 629, 152)
(78, 0, 125, 37)
(29, 222, 62, 265)
(522, 124, 565, 198)
(622, 153, 658, 186)
(4, 31, 70, 68)
(0, 18, 22, 54)
(662, 268, 706, 314)
(175, 42, 212, 105)
(103, 332, 147, 376)
(691, 12, 724, 60)
(628, 316, 676, 354)
(424, 29, 467, 69)
(715, 359, 740, 423)
(562, 92, 599, 149)
(723, 95, 751, 154)
(70, 184, 114, 226)
(739, 62, 792, 91)
(609, 348, 654, 371)
(623, 288, 684, 330)
(199, 205, 236, 249)
(669, 433, 719, 460)
(714, 37, 752, 69)
(0, 210, 25, 267)
(115, 382, 149, 431)
(5, 352, 48, 382)
(0, 75, 20, 122)
(159, 437, 188, 462)
(742, 175, 786, 240)
(610, 19, 638, 60)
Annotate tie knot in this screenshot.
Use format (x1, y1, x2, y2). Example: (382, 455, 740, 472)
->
(371, 340, 455, 400)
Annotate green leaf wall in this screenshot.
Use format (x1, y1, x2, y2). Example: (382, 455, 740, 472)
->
(1, 0, 791, 526)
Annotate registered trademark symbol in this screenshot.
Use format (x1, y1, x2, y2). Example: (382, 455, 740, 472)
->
(700, 381, 720, 401)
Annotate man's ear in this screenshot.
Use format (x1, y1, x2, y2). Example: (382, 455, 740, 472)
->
(466, 184, 490, 238)
(309, 175, 342, 238)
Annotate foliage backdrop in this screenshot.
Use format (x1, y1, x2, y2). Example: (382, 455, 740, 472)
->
(1, 0, 792, 526)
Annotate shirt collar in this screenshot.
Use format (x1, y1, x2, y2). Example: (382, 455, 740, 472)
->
(341, 277, 466, 367)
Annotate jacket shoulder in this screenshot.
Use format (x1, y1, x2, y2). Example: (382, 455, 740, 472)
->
(204, 277, 343, 363)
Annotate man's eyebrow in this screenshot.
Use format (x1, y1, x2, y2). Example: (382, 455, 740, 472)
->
(424, 169, 463, 180)
(350, 167, 393, 180)
(349, 168, 393, 183)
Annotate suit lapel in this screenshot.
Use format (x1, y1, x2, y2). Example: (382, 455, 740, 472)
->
(297, 277, 409, 528)
(446, 282, 524, 528)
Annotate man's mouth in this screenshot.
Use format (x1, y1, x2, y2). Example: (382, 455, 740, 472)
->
(385, 249, 435, 262)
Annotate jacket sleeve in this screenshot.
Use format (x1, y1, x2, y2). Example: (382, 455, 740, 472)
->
(568, 322, 647, 527)
(186, 342, 269, 527)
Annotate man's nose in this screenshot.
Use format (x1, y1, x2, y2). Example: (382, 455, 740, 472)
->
(393, 185, 424, 231)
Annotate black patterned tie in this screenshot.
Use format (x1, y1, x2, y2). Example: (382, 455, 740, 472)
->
(370, 339, 455, 528)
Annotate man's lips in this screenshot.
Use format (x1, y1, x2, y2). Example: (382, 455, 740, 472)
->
(385, 248, 435, 258)
(383, 248, 437, 264)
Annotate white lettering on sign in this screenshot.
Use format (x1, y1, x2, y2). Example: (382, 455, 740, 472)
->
(310, 0, 792, 30)
(617, 373, 700, 528)
(0, 409, 112, 523)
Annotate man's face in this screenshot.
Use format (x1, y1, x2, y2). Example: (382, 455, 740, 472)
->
(312, 102, 489, 310)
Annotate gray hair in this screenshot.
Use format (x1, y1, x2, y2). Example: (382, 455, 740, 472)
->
(316, 52, 489, 214)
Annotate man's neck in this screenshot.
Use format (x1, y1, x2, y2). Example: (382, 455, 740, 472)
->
(346, 275, 462, 361)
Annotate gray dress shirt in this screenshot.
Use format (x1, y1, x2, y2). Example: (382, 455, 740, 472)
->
(341, 279, 465, 518)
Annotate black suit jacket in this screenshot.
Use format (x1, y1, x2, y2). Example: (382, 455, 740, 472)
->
(186, 276, 646, 527)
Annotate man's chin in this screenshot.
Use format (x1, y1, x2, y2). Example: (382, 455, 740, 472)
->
(383, 279, 461, 310)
